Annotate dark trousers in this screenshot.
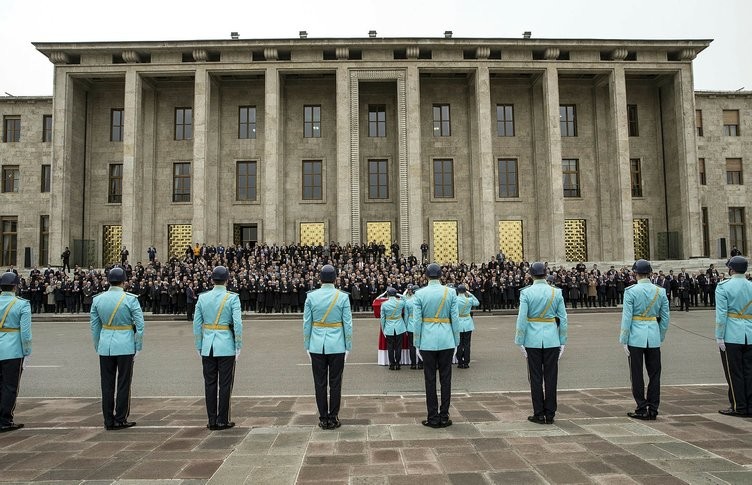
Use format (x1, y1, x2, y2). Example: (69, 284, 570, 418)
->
(628, 346, 661, 414)
(311, 352, 345, 420)
(721, 343, 752, 414)
(526, 347, 559, 418)
(421, 348, 453, 422)
(99, 354, 134, 426)
(202, 354, 236, 426)
(0, 358, 23, 426)
(386, 333, 403, 365)
(407, 332, 421, 365)
(456, 331, 472, 365)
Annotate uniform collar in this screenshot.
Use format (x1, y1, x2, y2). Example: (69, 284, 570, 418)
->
(533, 280, 548, 285)
(1, 291, 15, 296)
(213, 285, 228, 292)
(109, 286, 124, 292)
(733, 274, 746, 279)
(637, 279, 652, 284)
(322, 283, 335, 288)
(428, 280, 440, 286)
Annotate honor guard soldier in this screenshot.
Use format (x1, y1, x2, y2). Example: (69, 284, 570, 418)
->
(90, 267, 145, 430)
(380, 287, 407, 370)
(515, 262, 568, 425)
(620, 259, 670, 420)
(0, 272, 31, 432)
(404, 285, 422, 369)
(193, 266, 242, 430)
(455, 284, 480, 369)
(715, 256, 752, 417)
(412, 263, 460, 428)
(303, 264, 353, 430)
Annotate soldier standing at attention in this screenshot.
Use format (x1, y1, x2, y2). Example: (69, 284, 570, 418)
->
(90, 267, 144, 430)
(515, 262, 568, 425)
(193, 266, 242, 430)
(303, 264, 353, 430)
(0, 272, 31, 432)
(380, 287, 407, 370)
(715, 256, 752, 417)
(413, 263, 460, 428)
(620, 259, 670, 420)
(404, 285, 422, 370)
(455, 284, 480, 369)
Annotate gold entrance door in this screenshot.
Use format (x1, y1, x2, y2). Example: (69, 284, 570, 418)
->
(366, 222, 392, 255)
(102, 225, 122, 266)
(300, 223, 325, 246)
(432, 221, 458, 264)
(564, 219, 588, 262)
(498, 220, 523, 262)
(168, 224, 193, 259)
(633, 219, 650, 260)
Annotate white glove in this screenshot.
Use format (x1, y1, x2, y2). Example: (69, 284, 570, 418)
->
(519, 345, 528, 358)
(717, 339, 726, 352)
(558, 345, 565, 360)
(22, 356, 29, 369)
(133, 350, 140, 361)
(306, 351, 311, 362)
(623, 345, 630, 356)
(235, 350, 241, 361)
(416, 349, 422, 361)
(197, 350, 202, 358)
(344, 351, 349, 362)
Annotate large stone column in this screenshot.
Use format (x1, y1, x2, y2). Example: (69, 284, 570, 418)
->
(49, 68, 71, 263)
(473, 66, 496, 261)
(263, 67, 282, 244)
(192, 67, 209, 244)
(405, 66, 424, 257)
(122, 69, 143, 259)
(335, 67, 352, 243)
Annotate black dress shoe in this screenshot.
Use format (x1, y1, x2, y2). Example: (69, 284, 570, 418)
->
(527, 415, 546, 425)
(410, 365, 417, 369)
(216, 422, 235, 430)
(440, 419, 452, 428)
(545, 416, 555, 425)
(396, 364, 401, 370)
(417, 363, 423, 369)
(318, 419, 332, 430)
(207, 423, 219, 430)
(421, 419, 443, 429)
(0, 423, 24, 433)
(627, 411, 652, 420)
(719, 408, 747, 417)
(389, 364, 394, 370)
(329, 417, 341, 429)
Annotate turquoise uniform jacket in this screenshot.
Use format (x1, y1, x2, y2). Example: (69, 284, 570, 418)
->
(412, 280, 460, 351)
(193, 286, 243, 357)
(715, 275, 752, 344)
(456, 293, 480, 332)
(404, 296, 416, 332)
(303, 284, 353, 354)
(0, 292, 31, 360)
(380, 297, 407, 335)
(619, 279, 670, 348)
(515, 280, 568, 348)
(90, 287, 145, 356)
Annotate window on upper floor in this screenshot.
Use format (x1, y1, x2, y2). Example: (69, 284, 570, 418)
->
(627, 104, 639, 137)
(304, 105, 321, 138)
(496, 105, 514, 137)
(175, 108, 193, 140)
(432, 104, 451, 137)
(3, 117, 20, 143)
(42, 115, 52, 142)
(238, 106, 257, 139)
(560, 105, 577, 137)
(111, 109, 124, 142)
(723, 110, 740, 136)
(368, 105, 386, 137)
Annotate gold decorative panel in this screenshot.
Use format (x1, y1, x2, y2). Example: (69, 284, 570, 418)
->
(168, 224, 192, 259)
(300, 223, 325, 246)
(498, 220, 523, 262)
(564, 219, 588, 262)
(432, 220, 458, 264)
(633, 219, 650, 260)
(102, 225, 122, 266)
(366, 222, 392, 255)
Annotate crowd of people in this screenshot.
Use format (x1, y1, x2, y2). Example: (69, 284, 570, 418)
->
(12, 242, 735, 317)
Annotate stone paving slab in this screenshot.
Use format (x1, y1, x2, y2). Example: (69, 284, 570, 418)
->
(1, 385, 752, 484)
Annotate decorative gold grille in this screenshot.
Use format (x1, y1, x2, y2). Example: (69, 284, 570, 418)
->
(498, 220, 523, 262)
(633, 218, 650, 260)
(300, 222, 325, 246)
(564, 219, 588, 262)
(432, 220, 458, 264)
(168, 224, 192, 259)
(366, 222, 392, 256)
(102, 225, 122, 266)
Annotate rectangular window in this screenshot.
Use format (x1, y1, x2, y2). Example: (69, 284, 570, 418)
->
(723, 110, 740, 136)
(729, 207, 747, 255)
(627, 104, 639, 137)
(173, 162, 191, 202)
(175, 107, 193, 140)
(702, 207, 709, 257)
(562, 159, 580, 197)
(368, 105, 386, 137)
(3, 116, 20, 143)
(496, 104, 515, 137)
(304, 105, 321, 138)
(498, 159, 519, 198)
(41, 164, 51, 192)
(367, 159, 388, 199)
(39, 215, 49, 266)
(726, 158, 743, 185)
(238, 106, 257, 139)
(2, 166, 19, 193)
(302, 160, 322, 200)
(432, 104, 451, 137)
(236, 161, 257, 201)
(696, 110, 703, 137)
(699, 158, 706, 185)
(0, 217, 17, 266)
(111, 109, 124, 142)
(108, 164, 123, 203)
(630, 158, 643, 197)
(42, 115, 52, 142)
(433, 159, 454, 198)
(560, 105, 577, 137)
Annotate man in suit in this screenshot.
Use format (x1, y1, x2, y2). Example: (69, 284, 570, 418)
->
(303, 265, 353, 430)
(412, 263, 460, 428)
(515, 262, 568, 424)
(379, 287, 407, 370)
(716, 256, 752, 417)
(193, 266, 243, 430)
(90, 267, 145, 430)
(619, 259, 671, 420)
(0, 272, 31, 432)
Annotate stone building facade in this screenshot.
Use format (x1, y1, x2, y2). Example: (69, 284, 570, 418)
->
(2, 36, 749, 267)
